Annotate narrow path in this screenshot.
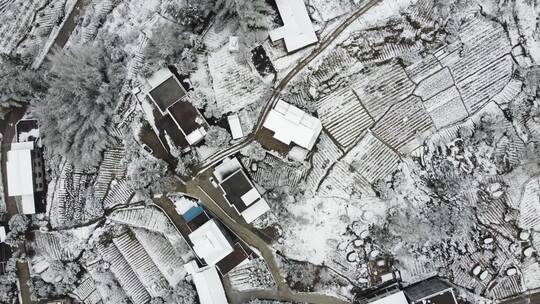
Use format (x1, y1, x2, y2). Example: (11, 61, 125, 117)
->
(198, 0, 381, 173)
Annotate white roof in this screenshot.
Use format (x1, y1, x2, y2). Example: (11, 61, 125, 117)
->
(188, 219, 233, 266)
(213, 157, 243, 182)
(185, 262, 228, 304)
(369, 291, 409, 304)
(186, 128, 207, 145)
(0, 226, 6, 243)
(241, 198, 270, 224)
(227, 114, 243, 140)
(147, 68, 174, 88)
(240, 188, 260, 206)
(263, 100, 322, 150)
(269, 0, 318, 52)
(21, 194, 36, 214)
(6, 142, 36, 214)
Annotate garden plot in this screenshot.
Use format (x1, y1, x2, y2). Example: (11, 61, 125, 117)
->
(108, 206, 193, 259)
(456, 55, 514, 114)
(96, 242, 151, 304)
(0, 0, 58, 54)
(87, 264, 129, 304)
(317, 88, 374, 148)
(424, 86, 469, 129)
(317, 161, 373, 200)
(303, 133, 344, 196)
(518, 176, 540, 231)
(132, 228, 189, 286)
(371, 95, 435, 153)
(73, 275, 102, 304)
(440, 17, 511, 84)
(405, 54, 443, 83)
(226, 258, 276, 291)
(351, 62, 415, 120)
(208, 44, 269, 116)
(113, 232, 170, 298)
(242, 154, 308, 189)
(344, 131, 401, 184)
(413, 67, 455, 101)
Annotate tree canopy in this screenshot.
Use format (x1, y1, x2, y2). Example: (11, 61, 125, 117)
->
(31, 43, 126, 168)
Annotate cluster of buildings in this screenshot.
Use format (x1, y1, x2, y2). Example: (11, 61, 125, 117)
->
(173, 195, 250, 304)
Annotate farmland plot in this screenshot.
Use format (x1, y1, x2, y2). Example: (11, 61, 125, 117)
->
(303, 133, 344, 196)
(424, 86, 468, 129)
(413, 67, 455, 101)
(317, 88, 374, 148)
(208, 44, 269, 115)
(351, 62, 415, 120)
(371, 95, 435, 153)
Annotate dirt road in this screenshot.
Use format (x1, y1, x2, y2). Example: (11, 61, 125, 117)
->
(198, 0, 381, 173)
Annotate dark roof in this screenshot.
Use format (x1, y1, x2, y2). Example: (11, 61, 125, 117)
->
(187, 212, 210, 232)
(155, 111, 189, 149)
(216, 243, 249, 275)
(404, 277, 456, 304)
(0, 242, 12, 274)
(149, 76, 187, 112)
(167, 100, 201, 135)
(220, 170, 254, 213)
(416, 290, 457, 304)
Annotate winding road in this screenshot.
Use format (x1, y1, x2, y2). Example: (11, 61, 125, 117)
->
(187, 1, 381, 303)
(197, 0, 381, 174)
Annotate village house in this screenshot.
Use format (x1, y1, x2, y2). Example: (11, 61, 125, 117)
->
(404, 277, 458, 304)
(0, 222, 10, 275)
(6, 141, 45, 214)
(269, 0, 318, 52)
(143, 69, 208, 150)
(213, 157, 270, 224)
(185, 261, 228, 304)
(260, 100, 322, 157)
(175, 195, 250, 275)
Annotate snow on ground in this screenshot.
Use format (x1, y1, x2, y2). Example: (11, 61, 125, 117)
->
(208, 44, 270, 115)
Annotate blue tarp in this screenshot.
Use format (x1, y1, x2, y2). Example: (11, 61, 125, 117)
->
(183, 206, 204, 222)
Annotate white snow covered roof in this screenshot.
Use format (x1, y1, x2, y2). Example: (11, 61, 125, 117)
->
(369, 291, 409, 304)
(188, 219, 233, 266)
(241, 198, 271, 224)
(227, 114, 244, 140)
(213, 157, 243, 182)
(263, 100, 322, 150)
(185, 127, 207, 145)
(269, 0, 318, 52)
(185, 262, 228, 304)
(6, 142, 36, 214)
(0, 227, 6, 243)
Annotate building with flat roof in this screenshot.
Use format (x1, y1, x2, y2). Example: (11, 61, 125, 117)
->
(269, 0, 318, 52)
(262, 100, 322, 151)
(227, 114, 244, 140)
(185, 261, 228, 304)
(6, 141, 44, 214)
(213, 157, 270, 224)
(404, 277, 458, 304)
(368, 291, 409, 304)
(188, 219, 234, 266)
(146, 69, 207, 146)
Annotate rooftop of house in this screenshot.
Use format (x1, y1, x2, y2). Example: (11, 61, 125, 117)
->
(269, 0, 318, 52)
(185, 261, 228, 304)
(213, 157, 270, 223)
(6, 141, 36, 214)
(167, 100, 207, 145)
(262, 100, 322, 151)
(148, 70, 187, 113)
(369, 291, 409, 304)
(404, 277, 457, 304)
(0, 226, 6, 243)
(188, 219, 233, 266)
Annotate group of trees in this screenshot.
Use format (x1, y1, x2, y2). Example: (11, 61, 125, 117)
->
(31, 43, 126, 168)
